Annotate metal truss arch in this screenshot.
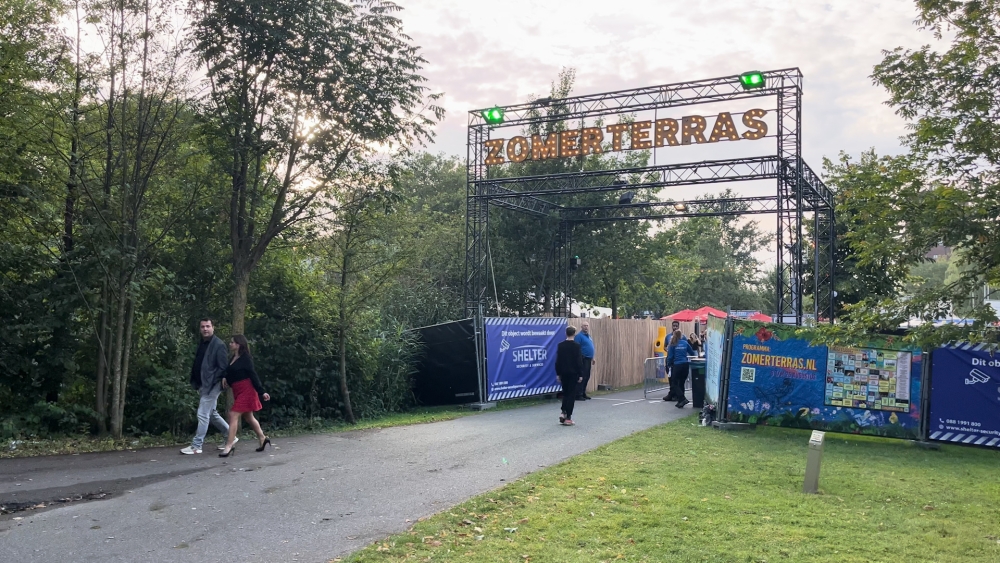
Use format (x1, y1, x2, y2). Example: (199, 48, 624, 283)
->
(465, 68, 834, 326)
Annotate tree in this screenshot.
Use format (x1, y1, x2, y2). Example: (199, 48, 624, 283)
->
(190, 0, 441, 334)
(81, 0, 198, 437)
(383, 153, 466, 327)
(320, 163, 412, 423)
(819, 150, 922, 320)
(828, 1, 1000, 344)
(0, 0, 76, 426)
(643, 190, 770, 315)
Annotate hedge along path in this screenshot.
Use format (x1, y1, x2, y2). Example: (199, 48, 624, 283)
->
(567, 318, 696, 393)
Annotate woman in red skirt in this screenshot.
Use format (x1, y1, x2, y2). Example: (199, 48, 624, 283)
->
(218, 335, 271, 457)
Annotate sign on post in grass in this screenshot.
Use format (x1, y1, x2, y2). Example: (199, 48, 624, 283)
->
(485, 317, 566, 401)
(928, 345, 1000, 448)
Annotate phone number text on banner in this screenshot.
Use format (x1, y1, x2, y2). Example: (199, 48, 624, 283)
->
(485, 317, 567, 401)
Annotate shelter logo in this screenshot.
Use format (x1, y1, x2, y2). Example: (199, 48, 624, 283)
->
(510, 345, 547, 365)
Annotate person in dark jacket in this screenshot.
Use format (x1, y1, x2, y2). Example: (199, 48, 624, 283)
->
(664, 320, 683, 402)
(181, 318, 231, 455)
(666, 330, 695, 408)
(555, 325, 584, 426)
(218, 335, 271, 457)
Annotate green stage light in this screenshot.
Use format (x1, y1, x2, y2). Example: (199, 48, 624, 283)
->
(739, 71, 766, 90)
(481, 106, 505, 125)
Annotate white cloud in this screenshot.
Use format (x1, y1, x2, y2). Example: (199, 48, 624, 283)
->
(397, 0, 944, 269)
(399, 0, 936, 164)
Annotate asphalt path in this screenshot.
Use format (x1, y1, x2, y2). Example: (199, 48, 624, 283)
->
(0, 389, 693, 563)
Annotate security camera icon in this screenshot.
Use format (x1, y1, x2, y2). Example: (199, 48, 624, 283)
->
(965, 368, 990, 385)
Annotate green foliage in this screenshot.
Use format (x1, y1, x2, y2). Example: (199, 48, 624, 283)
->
(821, 150, 924, 321)
(0, 0, 440, 439)
(647, 195, 772, 314)
(191, 0, 443, 332)
(383, 153, 467, 327)
(832, 0, 1000, 345)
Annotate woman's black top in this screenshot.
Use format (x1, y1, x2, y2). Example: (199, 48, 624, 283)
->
(226, 354, 265, 394)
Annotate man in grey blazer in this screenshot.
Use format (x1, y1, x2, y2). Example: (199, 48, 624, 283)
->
(181, 318, 231, 454)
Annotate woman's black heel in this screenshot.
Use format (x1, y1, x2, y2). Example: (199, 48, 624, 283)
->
(219, 445, 236, 458)
(256, 437, 271, 452)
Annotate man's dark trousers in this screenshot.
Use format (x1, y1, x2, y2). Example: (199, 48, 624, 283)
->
(577, 359, 593, 399)
(561, 378, 578, 419)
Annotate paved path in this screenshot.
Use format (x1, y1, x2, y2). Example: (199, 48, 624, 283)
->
(0, 389, 692, 563)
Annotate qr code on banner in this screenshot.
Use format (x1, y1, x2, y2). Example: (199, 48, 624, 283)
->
(740, 367, 756, 383)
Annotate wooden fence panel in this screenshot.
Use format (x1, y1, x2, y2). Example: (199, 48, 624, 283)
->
(568, 318, 697, 391)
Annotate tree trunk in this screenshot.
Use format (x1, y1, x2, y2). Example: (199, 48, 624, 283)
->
(109, 276, 128, 439)
(337, 246, 356, 424)
(611, 293, 618, 319)
(232, 264, 250, 334)
(337, 322, 355, 424)
(63, 5, 83, 253)
(115, 298, 135, 435)
(95, 276, 111, 434)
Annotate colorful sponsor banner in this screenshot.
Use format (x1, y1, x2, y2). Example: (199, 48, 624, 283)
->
(704, 315, 727, 404)
(825, 347, 912, 412)
(726, 321, 923, 439)
(484, 317, 567, 401)
(928, 345, 1000, 448)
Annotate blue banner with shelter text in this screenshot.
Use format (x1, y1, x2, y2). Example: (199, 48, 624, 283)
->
(928, 344, 1000, 448)
(485, 317, 567, 401)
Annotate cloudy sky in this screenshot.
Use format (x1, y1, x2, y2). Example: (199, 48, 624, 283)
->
(396, 0, 938, 166)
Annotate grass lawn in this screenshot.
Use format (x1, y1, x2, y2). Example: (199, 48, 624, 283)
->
(343, 416, 1000, 563)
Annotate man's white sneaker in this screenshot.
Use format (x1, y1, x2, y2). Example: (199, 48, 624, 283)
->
(217, 437, 238, 450)
(180, 446, 202, 455)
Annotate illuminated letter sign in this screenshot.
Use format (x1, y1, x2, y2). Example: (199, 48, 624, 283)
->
(484, 110, 769, 166)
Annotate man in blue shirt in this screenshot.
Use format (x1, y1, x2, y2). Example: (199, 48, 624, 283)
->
(574, 321, 596, 400)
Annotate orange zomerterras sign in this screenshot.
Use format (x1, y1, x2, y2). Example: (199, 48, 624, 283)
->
(483, 110, 768, 166)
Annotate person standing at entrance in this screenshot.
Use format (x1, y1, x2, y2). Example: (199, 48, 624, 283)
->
(555, 325, 584, 426)
(664, 320, 684, 401)
(666, 330, 695, 408)
(574, 321, 596, 400)
(181, 318, 230, 454)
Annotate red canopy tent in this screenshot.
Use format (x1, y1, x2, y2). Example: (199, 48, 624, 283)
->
(663, 309, 697, 321)
(691, 306, 727, 319)
(747, 312, 773, 322)
(665, 307, 727, 322)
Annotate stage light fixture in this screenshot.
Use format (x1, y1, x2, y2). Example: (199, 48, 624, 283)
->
(618, 191, 634, 205)
(570, 256, 582, 270)
(481, 107, 505, 125)
(739, 71, 766, 90)
(673, 202, 688, 212)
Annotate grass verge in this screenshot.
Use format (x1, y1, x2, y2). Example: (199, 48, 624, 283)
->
(343, 417, 1000, 563)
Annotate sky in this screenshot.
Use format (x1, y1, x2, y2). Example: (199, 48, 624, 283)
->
(393, 0, 939, 270)
(396, 0, 936, 166)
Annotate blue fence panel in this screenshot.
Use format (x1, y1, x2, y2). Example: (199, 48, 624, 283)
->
(484, 317, 567, 401)
(928, 344, 1000, 448)
(725, 321, 923, 439)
